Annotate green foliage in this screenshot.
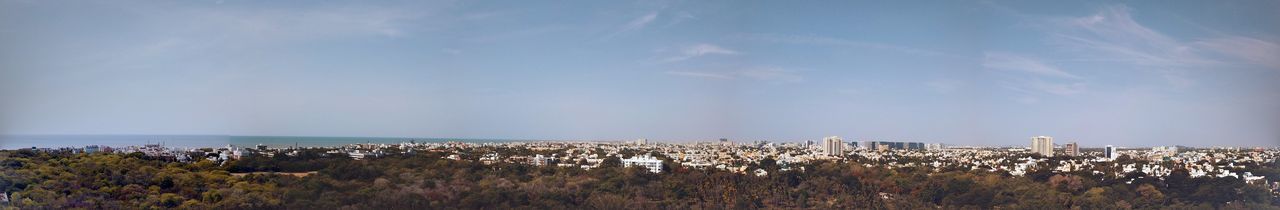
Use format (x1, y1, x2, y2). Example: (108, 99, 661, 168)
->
(1, 149, 1277, 209)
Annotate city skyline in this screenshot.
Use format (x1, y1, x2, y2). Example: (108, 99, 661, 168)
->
(2, 1, 1279, 147)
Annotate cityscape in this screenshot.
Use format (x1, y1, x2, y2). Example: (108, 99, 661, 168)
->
(3, 0, 1279, 209)
(16, 136, 1278, 182)
(3, 136, 1278, 208)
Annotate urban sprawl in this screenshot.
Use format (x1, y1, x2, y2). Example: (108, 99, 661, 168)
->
(24, 136, 1280, 197)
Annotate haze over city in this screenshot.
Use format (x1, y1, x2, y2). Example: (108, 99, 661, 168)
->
(2, 1, 1278, 147)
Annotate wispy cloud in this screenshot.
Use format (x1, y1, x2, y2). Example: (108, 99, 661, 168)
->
(740, 67, 804, 83)
(983, 52, 1085, 96)
(191, 5, 426, 41)
(1036, 4, 1280, 92)
(1194, 36, 1280, 70)
(736, 33, 952, 57)
(665, 67, 803, 83)
(926, 79, 963, 94)
(622, 11, 659, 32)
(983, 52, 1081, 79)
(1047, 4, 1280, 71)
(661, 43, 740, 63)
(601, 11, 657, 40)
(1025, 79, 1086, 95)
(1048, 5, 1212, 67)
(664, 71, 733, 80)
(662, 11, 696, 28)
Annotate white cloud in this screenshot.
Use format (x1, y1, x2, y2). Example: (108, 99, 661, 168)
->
(736, 33, 951, 57)
(1026, 79, 1086, 95)
(740, 67, 804, 83)
(665, 71, 733, 80)
(1194, 36, 1280, 70)
(1040, 4, 1280, 90)
(1049, 5, 1212, 67)
(665, 67, 803, 83)
(190, 5, 425, 41)
(663, 11, 696, 28)
(661, 43, 740, 62)
(983, 52, 1086, 96)
(983, 52, 1081, 79)
(622, 11, 659, 32)
(926, 79, 963, 94)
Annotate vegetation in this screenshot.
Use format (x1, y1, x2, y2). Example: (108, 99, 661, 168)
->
(1, 149, 1277, 209)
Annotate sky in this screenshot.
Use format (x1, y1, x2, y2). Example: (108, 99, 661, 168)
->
(1, 0, 1278, 147)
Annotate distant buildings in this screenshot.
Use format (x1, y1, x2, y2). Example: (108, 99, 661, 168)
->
(1106, 145, 1118, 160)
(1065, 142, 1080, 156)
(622, 154, 663, 173)
(1153, 146, 1178, 154)
(530, 154, 553, 166)
(719, 138, 731, 146)
(822, 136, 844, 156)
(1031, 136, 1054, 157)
(635, 139, 648, 145)
(925, 143, 944, 150)
(864, 141, 925, 151)
(1152, 146, 1178, 159)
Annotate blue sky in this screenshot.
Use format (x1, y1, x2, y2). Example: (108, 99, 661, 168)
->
(1, 1, 1278, 147)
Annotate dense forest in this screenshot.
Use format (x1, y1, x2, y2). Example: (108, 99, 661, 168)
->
(2, 149, 1277, 209)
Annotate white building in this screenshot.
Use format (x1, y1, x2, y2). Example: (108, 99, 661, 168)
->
(1031, 136, 1054, 157)
(531, 154, 551, 166)
(622, 155, 664, 173)
(823, 136, 844, 156)
(635, 139, 648, 145)
(925, 143, 944, 150)
(1105, 145, 1118, 160)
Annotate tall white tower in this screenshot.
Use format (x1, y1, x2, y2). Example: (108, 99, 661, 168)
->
(1031, 136, 1054, 157)
(823, 136, 844, 156)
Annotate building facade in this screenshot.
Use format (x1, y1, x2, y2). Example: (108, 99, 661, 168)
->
(1065, 142, 1079, 156)
(1105, 145, 1117, 160)
(1031, 136, 1054, 157)
(622, 155, 664, 173)
(823, 136, 844, 156)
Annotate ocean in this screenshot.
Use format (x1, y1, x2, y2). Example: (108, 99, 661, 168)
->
(0, 135, 526, 149)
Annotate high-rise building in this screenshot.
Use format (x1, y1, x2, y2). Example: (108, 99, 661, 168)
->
(1065, 142, 1080, 156)
(908, 142, 924, 150)
(635, 139, 648, 145)
(719, 138, 731, 146)
(1105, 145, 1117, 160)
(861, 141, 924, 150)
(1031, 136, 1054, 157)
(823, 136, 844, 156)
